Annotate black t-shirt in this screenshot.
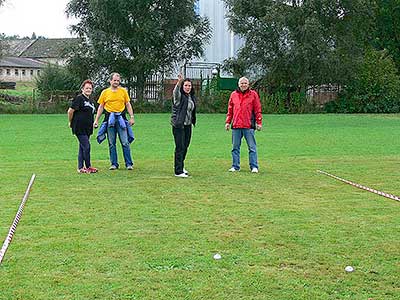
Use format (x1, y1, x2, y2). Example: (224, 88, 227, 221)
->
(70, 94, 95, 136)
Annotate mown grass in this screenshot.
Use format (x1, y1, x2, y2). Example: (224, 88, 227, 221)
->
(0, 114, 399, 299)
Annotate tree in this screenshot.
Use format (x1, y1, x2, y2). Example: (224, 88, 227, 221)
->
(328, 49, 400, 113)
(0, 1, 9, 59)
(223, 0, 376, 94)
(0, 35, 3, 59)
(370, 0, 400, 72)
(35, 64, 81, 92)
(66, 0, 210, 101)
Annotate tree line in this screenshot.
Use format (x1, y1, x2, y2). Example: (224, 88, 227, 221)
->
(2, 0, 399, 113)
(65, 0, 211, 102)
(223, 0, 400, 112)
(64, 0, 400, 112)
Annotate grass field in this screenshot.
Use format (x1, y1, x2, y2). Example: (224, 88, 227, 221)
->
(0, 114, 399, 299)
(0, 82, 36, 98)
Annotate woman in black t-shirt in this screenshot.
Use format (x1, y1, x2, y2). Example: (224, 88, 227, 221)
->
(67, 79, 98, 173)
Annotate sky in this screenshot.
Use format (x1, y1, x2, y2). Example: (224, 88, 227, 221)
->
(0, 0, 76, 38)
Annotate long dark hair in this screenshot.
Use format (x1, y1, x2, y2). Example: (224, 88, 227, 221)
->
(180, 78, 195, 97)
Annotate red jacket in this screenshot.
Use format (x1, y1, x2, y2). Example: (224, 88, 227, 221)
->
(225, 89, 262, 129)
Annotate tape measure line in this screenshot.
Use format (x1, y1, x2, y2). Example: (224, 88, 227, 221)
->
(317, 170, 400, 203)
(0, 174, 36, 265)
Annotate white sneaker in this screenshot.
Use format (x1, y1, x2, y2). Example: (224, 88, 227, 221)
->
(183, 168, 189, 175)
(175, 173, 188, 178)
(251, 168, 259, 173)
(228, 167, 238, 172)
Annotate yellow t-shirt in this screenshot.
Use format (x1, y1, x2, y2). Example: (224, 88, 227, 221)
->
(97, 87, 130, 112)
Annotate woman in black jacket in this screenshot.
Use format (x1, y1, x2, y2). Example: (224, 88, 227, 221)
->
(67, 79, 98, 174)
(170, 74, 196, 178)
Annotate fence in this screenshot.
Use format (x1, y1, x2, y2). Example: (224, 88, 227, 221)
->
(306, 84, 341, 105)
(128, 74, 164, 102)
(34, 90, 77, 111)
(183, 61, 219, 80)
(128, 73, 204, 102)
(1, 72, 343, 113)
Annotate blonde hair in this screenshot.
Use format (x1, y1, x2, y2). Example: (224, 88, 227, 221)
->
(238, 77, 249, 84)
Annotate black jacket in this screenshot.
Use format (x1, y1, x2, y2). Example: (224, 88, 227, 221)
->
(171, 91, 196, 128)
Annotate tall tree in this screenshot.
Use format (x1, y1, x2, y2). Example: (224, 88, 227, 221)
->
(66, 0, 210, 100)
(223, 0, 376, 92)
(0, 1, 6, 58)
(371, 0, 400, 72)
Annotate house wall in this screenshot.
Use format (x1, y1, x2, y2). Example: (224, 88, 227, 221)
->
(0, 57, 67, 82)
(0, 67, 41, 82)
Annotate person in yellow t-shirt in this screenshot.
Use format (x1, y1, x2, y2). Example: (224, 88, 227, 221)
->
(94, 73, 135, 170)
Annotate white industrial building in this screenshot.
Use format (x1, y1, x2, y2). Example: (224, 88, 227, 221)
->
(196, 0, 243, 64)
(181, 0, 243, 78)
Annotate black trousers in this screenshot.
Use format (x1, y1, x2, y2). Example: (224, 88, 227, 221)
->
(76, 134, 91, 169)
(172, 125, 192, 175)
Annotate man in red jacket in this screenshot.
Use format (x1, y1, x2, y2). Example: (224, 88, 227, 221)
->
(225, 77, 262, 173)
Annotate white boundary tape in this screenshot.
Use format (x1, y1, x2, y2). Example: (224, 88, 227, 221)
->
(317, 170, 400, 203)
(0, 174, 36, 265)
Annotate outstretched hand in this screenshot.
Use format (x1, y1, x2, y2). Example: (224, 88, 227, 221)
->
(178, 73, 183, 83)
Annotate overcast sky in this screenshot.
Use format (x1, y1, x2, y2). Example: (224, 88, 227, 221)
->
(0, 0, 76, 38)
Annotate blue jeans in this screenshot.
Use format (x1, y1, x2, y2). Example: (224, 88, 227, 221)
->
(76, 134, 91, 169)
(107, 121, 133, 168)
(231, 128, 258, 170)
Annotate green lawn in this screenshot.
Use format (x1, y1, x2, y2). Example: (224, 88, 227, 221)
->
(0, 81, 36, 98)
(0, 114, 399, 299)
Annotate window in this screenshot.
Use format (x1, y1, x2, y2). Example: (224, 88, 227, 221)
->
(6, 69, 11, 75)
(15, 69, 19, 75)
(30, 70, 34, 75)
(22, 69, 26, 76)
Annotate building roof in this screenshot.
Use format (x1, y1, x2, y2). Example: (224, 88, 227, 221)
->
(1, 38, 80, 59)
(0, 57, 46, 68)
(20, 38, 80, 58)
(1, 39, 36, 56)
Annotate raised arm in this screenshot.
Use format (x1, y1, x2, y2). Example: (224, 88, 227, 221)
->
(173, 73, 184, 105)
